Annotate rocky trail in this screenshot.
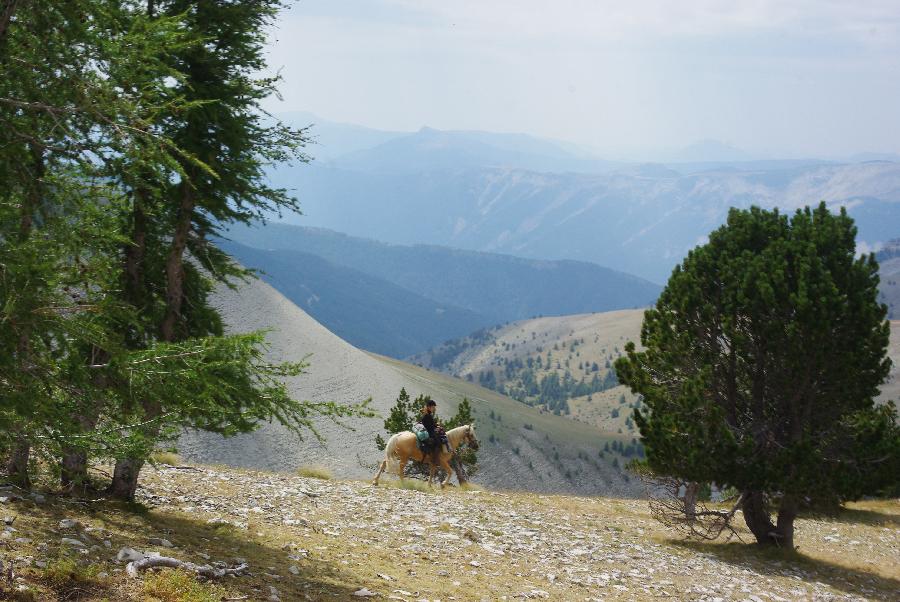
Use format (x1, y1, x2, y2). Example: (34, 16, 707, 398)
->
(0, 465, 897, 601)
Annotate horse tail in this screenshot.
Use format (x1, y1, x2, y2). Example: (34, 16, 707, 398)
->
(384, 433, 402, 474)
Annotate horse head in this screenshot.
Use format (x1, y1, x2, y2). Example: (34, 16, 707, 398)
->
(464, 424, 480, 451)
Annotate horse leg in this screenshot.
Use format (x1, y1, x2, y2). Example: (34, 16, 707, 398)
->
(439, 457, 455, 488)
(428, 462, 437, 487)
(397, 457, 408, 482)
(372, 459, 386, 486)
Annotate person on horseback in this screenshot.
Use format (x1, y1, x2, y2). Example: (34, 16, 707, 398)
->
(421, 399, 450, 456)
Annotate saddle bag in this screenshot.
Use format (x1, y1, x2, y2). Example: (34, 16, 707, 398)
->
(412, 422, 430, 442)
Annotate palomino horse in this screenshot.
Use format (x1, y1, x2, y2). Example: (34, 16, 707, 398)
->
(372, 424, 479, 488)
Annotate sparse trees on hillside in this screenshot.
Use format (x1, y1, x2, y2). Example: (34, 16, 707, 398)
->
(616, 204, 899, 547)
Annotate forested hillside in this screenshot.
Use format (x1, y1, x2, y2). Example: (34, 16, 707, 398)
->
(414, 309, 900, 437)
(412, 311, 645, 439)
(877, 239, 900, 319)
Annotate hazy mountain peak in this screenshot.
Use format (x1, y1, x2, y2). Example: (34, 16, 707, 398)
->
(674, 139, 753, 163)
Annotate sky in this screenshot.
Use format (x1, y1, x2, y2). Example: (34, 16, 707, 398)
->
(262, 1, 900, 160)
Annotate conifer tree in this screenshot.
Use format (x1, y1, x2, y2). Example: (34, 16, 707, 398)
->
(616, 204, 898, 547)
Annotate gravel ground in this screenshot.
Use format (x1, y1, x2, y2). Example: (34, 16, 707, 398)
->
(134, 465, 900, 601)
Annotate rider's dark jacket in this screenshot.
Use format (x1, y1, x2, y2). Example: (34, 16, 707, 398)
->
(421, 412, 437, 439)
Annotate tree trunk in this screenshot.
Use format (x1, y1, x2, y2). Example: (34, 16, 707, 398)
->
(5, 438, 31, 488)
(108, 457, 144, 502)
(0, 0, 23, 41)
(160, 183, 194, 343)
(742, 490, 776, 544)
(683, 481, 700, 521)
(451, 456, 468, 485)
(742, 490, 797, 546)
(123, 198, 148, 311)
(60, 449, 88, 490)
(774, 496, 797, 549)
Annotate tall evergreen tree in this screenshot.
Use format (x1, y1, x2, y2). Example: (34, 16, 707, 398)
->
(616, 204, 898, 547)
(1, 1, 369, 498)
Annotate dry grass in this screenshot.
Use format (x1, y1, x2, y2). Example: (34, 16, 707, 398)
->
(296, 465, 332, 480)
(142, 569, 229, 602)
(150, 451, 182, 466)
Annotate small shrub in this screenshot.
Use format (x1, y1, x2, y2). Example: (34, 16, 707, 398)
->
(41, 557, 105, 589)
(143, 569, 229, 602)
(297, 465, 332, 480)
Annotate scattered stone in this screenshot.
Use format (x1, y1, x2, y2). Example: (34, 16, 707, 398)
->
(58, 519, 79, 530)
(116, 547, 146, 563)
(60, 538, 83, 547)
(148, 537, 174, 548)
(353, 588, 378, 597)
(288, 565, 300, 575)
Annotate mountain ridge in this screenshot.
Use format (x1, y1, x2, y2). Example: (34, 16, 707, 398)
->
(222, 222, 661, 324)
(271, 161, 900, 282)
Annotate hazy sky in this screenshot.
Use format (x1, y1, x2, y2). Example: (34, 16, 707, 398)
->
(263, 1, 900, 159)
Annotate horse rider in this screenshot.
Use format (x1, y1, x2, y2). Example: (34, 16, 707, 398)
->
(421, 399, 451, 456)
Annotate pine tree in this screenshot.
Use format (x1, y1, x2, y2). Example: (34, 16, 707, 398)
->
(616, 204, 898, 547)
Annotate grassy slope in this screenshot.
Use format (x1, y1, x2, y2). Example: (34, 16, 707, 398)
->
(2, 465, 897, 601)
(411, 310, 647, 437)
(414, 310, 900, 435)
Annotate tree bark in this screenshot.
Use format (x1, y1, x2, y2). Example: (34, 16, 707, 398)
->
(123, 198, 148, 310)
(683, 481, 700, 521)
(451, 455, 468, 485)
(160, 183, 194, 343)
(742, 490, 777, 545)
(60, 450, 88, 489)
(108, 457, 144, 502)
(60, 406, 101, 491)
(6, 142, 43, 490)
(5, 438, 31, 488)
(774, 496, 797, 549)
(0, 0, 23, 41)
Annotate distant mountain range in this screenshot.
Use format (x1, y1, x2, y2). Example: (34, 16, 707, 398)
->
(219, 224, 660, 357)
(270, 114, 900, 283)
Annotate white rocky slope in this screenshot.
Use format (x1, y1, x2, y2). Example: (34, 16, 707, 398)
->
(177, 276, 634, 496)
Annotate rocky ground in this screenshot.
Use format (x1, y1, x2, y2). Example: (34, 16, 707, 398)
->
(0, 464, 897, 601)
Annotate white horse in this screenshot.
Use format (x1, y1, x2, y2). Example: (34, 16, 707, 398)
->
(372, 424, 479, 488)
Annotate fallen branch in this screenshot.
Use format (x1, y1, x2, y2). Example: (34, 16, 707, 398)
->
(126, 556, 248, 579)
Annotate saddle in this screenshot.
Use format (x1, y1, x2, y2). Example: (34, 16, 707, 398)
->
(416, 426, 448, 457)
